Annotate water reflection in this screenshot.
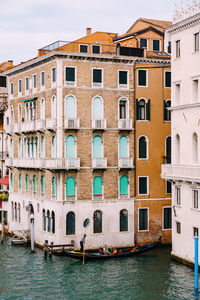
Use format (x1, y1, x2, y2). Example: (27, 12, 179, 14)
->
(0, 237, 197, 300)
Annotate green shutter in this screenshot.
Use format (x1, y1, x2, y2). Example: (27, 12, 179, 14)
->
(93, 97, 102, 119)
(119, 71, 127, 84)
(19, 174, 22, 189)
(34, 175, 37, 193)
(66, 135, 75, 158)
(93, 176, 102, 195)
(93, 136, 102, 158)
(146, 100, 150, 120)
(66, 96, 75, 118)
(120, 176, 128, 194)
(42, 176, 45, 194)
(66, 177, 75, 196)
(163, 100, 167, 121)
(136, 99, 139, 120)
(119, 136, 128, 158)
(139, 177, 147, 194)
(26, 175, 29, 191)
(66, 67, 75, 82)
(93, 69, 102, 83)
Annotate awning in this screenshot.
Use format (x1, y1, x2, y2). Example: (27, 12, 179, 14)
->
(22, 97, 38, 102)
(0, 175, 9, 186)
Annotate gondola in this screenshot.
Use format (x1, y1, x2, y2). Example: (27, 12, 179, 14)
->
(64, 237, 161, 260)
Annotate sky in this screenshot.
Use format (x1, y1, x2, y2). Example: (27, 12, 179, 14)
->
(0, 0, 177, 65)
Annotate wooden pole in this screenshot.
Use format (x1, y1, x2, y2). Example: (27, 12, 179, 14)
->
(1, 210, 4, 244)
(83, 250, 85, 265)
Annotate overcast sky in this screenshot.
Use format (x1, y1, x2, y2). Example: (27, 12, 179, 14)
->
(0, 0, 177, 65)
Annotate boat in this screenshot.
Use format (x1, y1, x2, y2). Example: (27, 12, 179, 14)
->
(64, 237, 162, 260)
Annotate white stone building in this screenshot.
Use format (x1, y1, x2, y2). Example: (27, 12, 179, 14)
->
(162, 1, 200, 264)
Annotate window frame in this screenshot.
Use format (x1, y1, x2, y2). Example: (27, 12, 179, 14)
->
(93, 176, 103, 200)
(119, 175, 129, 199)
(52, 67, 56, 84)
(92, 68, 103, 88)
(79, 44, 88, 53)
(176, 40, 180, 58)
(194, 32, 199, 52)
(138, 207, 149, 232)
(18, 79, 22, 95)
(118, 70, 129, 89)
(193, 189, 199, 209)
(176, 186, 181, 206)
(120, 209, 128, 232)
(138, 69, 148, 87)
(163, 206, 172, 230)
(138, 135, 148, 160)
(152, 39, 160, 52)
(164, 71, 171, 88)
(138, 176, 149, 195)
(41, 71, 45, 89)
(139, 38, 148, 49)
(33, 74, 37, 90)
(92, 44, 101, 54)
(65, 66, 76, 86)
(166, 180, 172, 194)
(25, 77, 29, 91)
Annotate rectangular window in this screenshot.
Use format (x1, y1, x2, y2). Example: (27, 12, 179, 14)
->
(166, 180, 172, 194)
(19, 174, 22, 190)
(119, 70, 128, 87)
(152, 39, 160, 51)
(41, 72, 45, 86)
(139, 208, 148, 231)
(140, 38, 147, 49)
(138, 177, 148, 195)
(92, 45, 100, 54)
(163, 207, 172, 229)
(194, 227, 199, 237)
(165, 71, 171, 88)
(52, 68, 56, 83)
(66, 67, 75, 83)
(193, 79, 198, 103)
(138, 70, 147, 87)
(18, 80, 22, 93)
(80, 44, 88, 53)
(33, 74, 37, 89)
(176, 187, 181, 205)
(176, 40, 180, 58)
(175, 83, 180, 105)
(176, 221, 181, 234)
(10, 82, 13, 95)
(25, 77, 29, 90)
(193, 190, 198, 209)
(163, 100, 171, 121)
(93, 69, 102, 87)
(194, 33, 199, 52)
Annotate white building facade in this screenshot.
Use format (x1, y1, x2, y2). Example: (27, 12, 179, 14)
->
(162, 1, 200, 264)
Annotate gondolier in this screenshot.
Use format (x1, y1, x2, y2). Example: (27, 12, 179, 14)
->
(80, 234, 86, 253)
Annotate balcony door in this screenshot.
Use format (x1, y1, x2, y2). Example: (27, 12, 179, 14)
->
(66, 96, 75, 119)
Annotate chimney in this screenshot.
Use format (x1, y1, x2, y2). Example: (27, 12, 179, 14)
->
(86, 28, 92, 36)
(7, 60, 13, 68)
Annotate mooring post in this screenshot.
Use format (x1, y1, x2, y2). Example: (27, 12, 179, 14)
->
(30, 213, 35, 253)
(194, 235, 199, 297)
(1, 210, 4, 244)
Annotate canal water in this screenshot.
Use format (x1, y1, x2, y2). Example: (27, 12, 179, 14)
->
(0, 236, 197, 300)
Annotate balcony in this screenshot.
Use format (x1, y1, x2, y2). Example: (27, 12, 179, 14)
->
(118, 158, 134, 169)
(0, 151, 9, 160)
(92, 119, 107, 130)
(119, 193, 129, 199)
(64, 118, 80, 130)
(5, 124, 13, 135)
(46, 118, 56, 131)
(118, 119, 133, 130)
(14, 123, 21, 134)
(9, 158, 45, 169)
(46, 158, 80, 170)
(35, 120, 45, 132)
(64, 158, 80, 169)
(21, 121, 35, 133)
(92, 158, 107, 169)
(161, 164, 200, 183)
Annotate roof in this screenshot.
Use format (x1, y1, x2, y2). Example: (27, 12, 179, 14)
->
(126, 18, 172, 34)
(0, 61, 13, 72)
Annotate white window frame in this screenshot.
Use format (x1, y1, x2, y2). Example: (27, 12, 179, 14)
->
(18, 79, 22, 96)
(139, 38, 148, 50)
(40, 71, 45, 90)
(138, 207, 149, 232)
(18, 104, 22, 123)
(92, 44, 101, 54)
(92, 95, 104, 120)
(118, 175, 130, 199)
(137, 69, 148, 87)
(137, 135, 149, 160)
(10, 82, 14, 99)
(194, 32, 199, 52)
(33, 74, 37, 92)
(175, 186, 181, 206)
(118, 97, 129, 120)
(152, 39, 160, 52)
(193, 189, 199, 210)
(51, 67, 56, 87)
(138, 176, 149, 195)
(92, 176, 104, 200)
(65, 135, 77, 158)
(164, 71, 171, 88)
(92, 135, 103, 159)
(92, 68, 103, 88)
(65, 66, 76, 87)
(79, 44, 88, 53)
(118, 70, 129, 89)
(65, 176, 77, 201)
(25, 77, 29, 95)
(162, 206, 172, 230)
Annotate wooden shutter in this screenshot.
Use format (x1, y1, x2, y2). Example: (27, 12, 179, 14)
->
(136, 99, 139, 120)
(146, 100, 150, 121)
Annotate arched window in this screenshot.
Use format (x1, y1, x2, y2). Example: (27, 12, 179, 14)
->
(120, 209, 128, 232)
(93, 96, 103, 119)
(65, 95, 75, 119)
(166, 136, 171, 164)
(175, 134, 180, 164)
(42, 209, 46, 231)
(28, 137, 32, 158)
(120, 176, 128, 198)
(138, 99, 145, 120)
(33, 175, 37, 194)
(25, 103, 29, 122)
(192, 133, 198, 163)
(52, 136, 56, 158)
(51, 211, 55, 234)
(119, 98, 128, 119)
(24, 138, 28, 158)
(65, 135, 75, 158)
(10, 172, 14, 189)
(11, 201, 14, 220)
(119, 136, 128, 158)
(47, 210, 51, 232)
(14, 202, 17, 221)
(36, 137, 39, 158)
(19, 173, 22, 191)
(52, 177, 56, 196)
(51, 96, 56, 119)
(32, 137, 36, 158)
(66, 177, 75, 199)
(41, 175, 45, 195)
(18, 138, 22, 158)
(136, 99, 150, 121)
(10, 106, 14, 124)
(138, 136, 147, 159)
(18, 203, 21, 223)
(93, 210, 102, 233)
(41, 136, 45, 158)
(10, 138, 13, 157)
(164, 100, 171, 121)
(18, 104, 22, 122)
(41, 98, 45, 120)
(93, 176, 102, 198)
(66, 212, 75, 235)
(25, 174, 29, 192)
(93, 136, 102, 158)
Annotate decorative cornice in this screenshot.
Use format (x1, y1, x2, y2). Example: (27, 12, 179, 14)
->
(173, 0, 200, 24)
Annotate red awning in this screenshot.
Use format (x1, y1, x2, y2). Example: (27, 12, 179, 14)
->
(0, 175, 9, 186)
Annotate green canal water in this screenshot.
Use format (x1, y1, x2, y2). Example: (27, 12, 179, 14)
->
(0, 237, 198, 300)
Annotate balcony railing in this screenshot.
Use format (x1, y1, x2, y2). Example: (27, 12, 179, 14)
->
(5, 124, 13, 135)
(64, 118, 80, 129)
(35, 120, 45, 132)
(118, 119, 133, 130)
(46, 118, 56, 131)
(93, 194, 102, 200)
(21, 121, 35, 133)
(64, 158, 80, 169)
(66, 195, 75, 201)
(118, 158, 133, 168)
(119, 193, 129, 199)
(13, 123, 21, 134)
(92, 119, 107, 130)
(92, 158, 107, 169)
(45, 158, 80, 170)
(161, 164, 200, 183)
(0, 151, 9, 160)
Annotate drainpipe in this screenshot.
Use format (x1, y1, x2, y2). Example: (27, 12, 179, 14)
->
(133, 60, 137, 245)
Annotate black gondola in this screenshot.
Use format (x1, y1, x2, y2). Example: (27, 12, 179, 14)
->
(64, 237, 161, 260)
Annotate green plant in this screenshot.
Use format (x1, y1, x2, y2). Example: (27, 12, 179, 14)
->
(0, 194, 8, 201)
